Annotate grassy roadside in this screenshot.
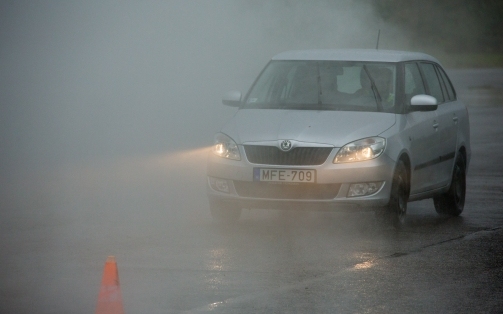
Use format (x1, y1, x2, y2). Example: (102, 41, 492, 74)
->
(436, 53, 503, 68)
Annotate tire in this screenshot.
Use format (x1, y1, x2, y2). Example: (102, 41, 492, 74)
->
(433, 154, 466, 216)
(376, 160, 408, 228)
(209, 200, 242, 222)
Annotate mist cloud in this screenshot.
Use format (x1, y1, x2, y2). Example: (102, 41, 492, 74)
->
(0, 0, 425, 179)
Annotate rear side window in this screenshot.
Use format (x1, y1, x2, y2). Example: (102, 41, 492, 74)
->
(436, 66, 456, 101)
(404, 63, 426, 105)
(420, 63, 444, 103)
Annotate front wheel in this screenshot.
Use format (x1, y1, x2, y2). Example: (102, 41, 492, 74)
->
(209, 200, 242, 222)
(433, 154, 466, 216)
(376, 160, 408, 228)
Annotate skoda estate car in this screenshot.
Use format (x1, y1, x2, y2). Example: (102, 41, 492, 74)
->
(207, 49, 470, 227)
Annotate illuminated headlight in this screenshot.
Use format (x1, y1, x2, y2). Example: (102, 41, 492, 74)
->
(334, 137, 386, 163)
(348, 182, 384, 197)
(212, 133, 241, 160)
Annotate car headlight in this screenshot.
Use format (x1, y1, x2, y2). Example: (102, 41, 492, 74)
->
(212, 133, 241, 160)
(334, 137, 386, 163)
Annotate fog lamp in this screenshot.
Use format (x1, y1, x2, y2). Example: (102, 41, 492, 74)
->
(347, 182, 383, 197)
(210, 177, 230, 193)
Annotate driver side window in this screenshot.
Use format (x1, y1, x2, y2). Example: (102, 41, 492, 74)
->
(404, 63, 426, 106)
(420, 62, 445, 103)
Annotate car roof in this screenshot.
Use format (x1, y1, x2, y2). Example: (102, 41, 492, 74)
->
(272, 49, 441, 64)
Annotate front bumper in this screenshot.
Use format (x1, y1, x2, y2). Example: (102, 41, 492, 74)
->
(206, 147, 396, 211)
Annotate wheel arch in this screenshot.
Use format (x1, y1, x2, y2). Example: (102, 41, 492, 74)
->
(457, 146, 467, 169)
(397, 153, 412, 197)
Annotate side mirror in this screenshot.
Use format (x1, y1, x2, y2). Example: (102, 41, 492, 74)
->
(222, 91, 242, 107)
(410, 94, 438, 111)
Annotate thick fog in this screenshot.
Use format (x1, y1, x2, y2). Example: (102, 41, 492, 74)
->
(1, 2, 500, 313)
(1, 1, 413, 177)
(0, 0, 485, 215)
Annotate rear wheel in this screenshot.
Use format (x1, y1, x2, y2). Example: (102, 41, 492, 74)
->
(209, 200, 242, 222)
(433, 154, 466, 216)
(376, 160, 408, 228)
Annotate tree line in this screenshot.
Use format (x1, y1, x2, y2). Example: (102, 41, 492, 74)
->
(369, 0, 503, 53)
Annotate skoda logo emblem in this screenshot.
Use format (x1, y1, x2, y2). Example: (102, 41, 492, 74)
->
(280, 140, 292, 152)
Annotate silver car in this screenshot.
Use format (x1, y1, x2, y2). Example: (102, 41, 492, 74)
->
(207, 49, 470, 227)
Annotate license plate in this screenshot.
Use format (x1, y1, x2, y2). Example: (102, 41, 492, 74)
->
(253, 168, 316, 183)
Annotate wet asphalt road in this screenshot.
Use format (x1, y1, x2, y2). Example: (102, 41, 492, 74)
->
(1, 69, 503, 313)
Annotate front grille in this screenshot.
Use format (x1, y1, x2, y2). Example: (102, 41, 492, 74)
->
(234, 181, 341, 200)
(244, 146, 333, 165)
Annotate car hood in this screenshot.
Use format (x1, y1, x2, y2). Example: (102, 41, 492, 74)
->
(220, 109, 396, 147)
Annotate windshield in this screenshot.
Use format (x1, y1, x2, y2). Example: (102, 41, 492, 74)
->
(245, 61, 397, 113)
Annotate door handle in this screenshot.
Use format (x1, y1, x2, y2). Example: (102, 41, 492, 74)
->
(433, 120, 439, 129)
(453, 116, 458, 123)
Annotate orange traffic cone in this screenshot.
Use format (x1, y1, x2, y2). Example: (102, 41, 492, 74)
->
(95, 256, 125, 314)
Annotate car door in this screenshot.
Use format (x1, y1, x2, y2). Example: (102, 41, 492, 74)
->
(420, 62, 458, 187)
(403, 62, 439, 195)
(435, 65, 463, 185)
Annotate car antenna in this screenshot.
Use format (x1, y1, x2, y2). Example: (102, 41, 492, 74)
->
(375, 29, 381, 50)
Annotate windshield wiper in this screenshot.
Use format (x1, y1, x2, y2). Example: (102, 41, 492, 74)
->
(363, 65, 383, 112)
